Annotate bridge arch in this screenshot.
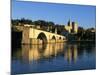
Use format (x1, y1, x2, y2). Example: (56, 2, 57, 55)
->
(52, 36, 56, 40)
(51, 35, 56, 43)
(37, 32, 47, 44)
(59, 37, 61, 39)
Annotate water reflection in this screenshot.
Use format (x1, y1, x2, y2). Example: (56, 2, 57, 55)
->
(12, 42, 95, 74)
(12, 43, 95, 64)
(64, 44, 78, 63)
(12, 43, 66, 63)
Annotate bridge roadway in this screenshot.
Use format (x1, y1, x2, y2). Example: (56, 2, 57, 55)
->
(13, 25, 66, 44)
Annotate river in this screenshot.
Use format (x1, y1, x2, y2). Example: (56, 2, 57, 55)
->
(11, 42, 96, 74)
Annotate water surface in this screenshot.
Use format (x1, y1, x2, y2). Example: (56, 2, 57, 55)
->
(11, 42, 96, 74)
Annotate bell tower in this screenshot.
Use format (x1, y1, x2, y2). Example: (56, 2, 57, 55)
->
(68, 19, 71, 26)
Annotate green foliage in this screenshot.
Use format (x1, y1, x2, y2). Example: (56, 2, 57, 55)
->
(11, 18, 33, 25)
(77, 26, 95, 41)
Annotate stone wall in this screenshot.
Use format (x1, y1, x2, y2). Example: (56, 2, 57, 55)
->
(20, 26, 66, 45)
(21, 27, 30, 44)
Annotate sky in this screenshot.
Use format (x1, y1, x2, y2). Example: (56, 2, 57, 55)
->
(12, 0, 96, 28)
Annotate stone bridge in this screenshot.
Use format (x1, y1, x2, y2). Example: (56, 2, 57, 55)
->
(13, 25, 66, 44)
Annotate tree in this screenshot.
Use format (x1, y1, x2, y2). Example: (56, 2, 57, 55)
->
(11, 18, 33, 25)
(11, 19, 20, 25)
(19, 18, 33, 24)
(84, 28, 95, 40)
(33, 20, 47, 26)
(47, 21, 55, 26)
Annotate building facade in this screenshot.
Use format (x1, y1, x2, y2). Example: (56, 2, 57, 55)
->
(65, 20, 78, 34)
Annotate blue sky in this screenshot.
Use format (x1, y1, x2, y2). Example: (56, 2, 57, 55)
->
(12, 0, 96, 28)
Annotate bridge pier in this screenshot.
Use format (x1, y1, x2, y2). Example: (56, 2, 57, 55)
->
(22, 38, 66, 45)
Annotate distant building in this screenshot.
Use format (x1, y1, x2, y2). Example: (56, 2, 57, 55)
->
(65, 20, 78, 34)
(72, 22, 78, 34)
(24, 24, 35, 27)
(90, 28, 96, 33)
